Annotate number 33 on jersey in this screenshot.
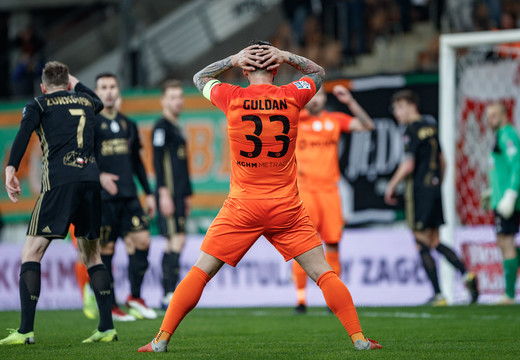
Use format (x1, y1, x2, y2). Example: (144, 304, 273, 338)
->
(207, 78, 316, 199)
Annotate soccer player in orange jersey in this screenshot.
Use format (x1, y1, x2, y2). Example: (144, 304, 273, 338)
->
(292, 85, 374, 314)
(138, 41, 381, 353)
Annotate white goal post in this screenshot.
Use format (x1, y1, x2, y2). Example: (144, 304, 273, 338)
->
(439, 29, 520, 303)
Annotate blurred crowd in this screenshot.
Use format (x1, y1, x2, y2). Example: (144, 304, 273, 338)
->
(271, 0, 520, 76)
(4, 0, 520, 98)
(418, 0, 520, 70)
(8, 27, 46, 98)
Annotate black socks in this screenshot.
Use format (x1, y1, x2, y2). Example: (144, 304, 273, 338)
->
(18, 262, 41, 333)
(88, 264, 114, 332)
(101, 254, 116, 306)
(417, 241, 441, 294)
(128, 249, 149, 298)
(436, 243, 467, 274)
(162, 251, 180, 294)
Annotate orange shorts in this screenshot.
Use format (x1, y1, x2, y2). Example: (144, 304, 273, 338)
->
(299, 189, 344, 244)
(201, 196, 322, 267)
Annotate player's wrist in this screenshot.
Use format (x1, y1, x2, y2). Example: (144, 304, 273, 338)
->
(279, 50, 291, 64)
(5, 165, 15, 176)
(230, 54, 239, 67)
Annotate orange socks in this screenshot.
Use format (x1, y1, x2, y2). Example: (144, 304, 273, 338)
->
(294, 250, 341, 306)
(74, 261, 90, 297)
(154, 329, 170, 343)
(158, 266, 210, 339)
(350, 331, 366, 343)
(325, 250, 341, 278)
(317, 270, 363, 341)
(292, 260, 308, 305)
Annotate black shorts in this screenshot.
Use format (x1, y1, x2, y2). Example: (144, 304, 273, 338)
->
(405, 185, 445, 231)
(100, 196, 149, 244)
(157, 195, 187, 237)
(27, 181, 101, 240)
(494, 210, 520, 235)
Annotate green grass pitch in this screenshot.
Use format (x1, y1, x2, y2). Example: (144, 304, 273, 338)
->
(1, 305, 519, 359)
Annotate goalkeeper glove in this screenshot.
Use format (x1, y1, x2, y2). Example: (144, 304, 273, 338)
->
(497, 189, 518, 219)
(480, 188, 491, 211)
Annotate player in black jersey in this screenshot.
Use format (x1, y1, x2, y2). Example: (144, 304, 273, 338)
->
(152, 79, 193, 309)
(384, 89, 478, 306)
(93, 73, 157, 321)
(1, 61, 117, 345)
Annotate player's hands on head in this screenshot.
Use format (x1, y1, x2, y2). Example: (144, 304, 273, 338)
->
(333, 85, 353, 104)
(68, 74, 79, 89)
(100, 172, 119, 196)
(234, 45, 265, 71)
(234, 45, 283, 71)
(254, 45, 283, 71)
(5, 165, 21, 203)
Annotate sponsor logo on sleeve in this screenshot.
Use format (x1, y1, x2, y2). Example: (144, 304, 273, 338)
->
(153, 128, 165, 147)
(293, 80, 311, 90)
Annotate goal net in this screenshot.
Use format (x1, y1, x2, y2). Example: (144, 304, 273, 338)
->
(440, 29, 520, 303)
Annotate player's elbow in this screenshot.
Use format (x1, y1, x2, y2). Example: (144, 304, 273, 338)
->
(401, 158, 415, 174)
(316, 65, 325, 78)
(404, 161, 415, 174)
(192, 73, 200, 90)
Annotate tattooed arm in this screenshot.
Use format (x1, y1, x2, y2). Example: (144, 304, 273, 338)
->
(193, 45, 264, 93)
(259, 46, 325, 90)
(193, 44, 325, 93)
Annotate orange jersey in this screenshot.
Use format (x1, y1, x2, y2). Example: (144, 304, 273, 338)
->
(296, 109, 352, 191)
(210, 78, 316, 198)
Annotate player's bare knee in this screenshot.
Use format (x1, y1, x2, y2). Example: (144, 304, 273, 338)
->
(21, 236, 49, 262)
(194, 252, 224, 278)
(413, 231, 431, 249)
(295, 247, 332, 282)
(415, 238, 431, 252)
(325, 243, 339, 253)
(128, 231, 151, 250)
(77, 237, 102, 266)
(170, 234, 186, 253)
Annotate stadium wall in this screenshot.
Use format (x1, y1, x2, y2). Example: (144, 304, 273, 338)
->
(0, 228, 517, 310)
